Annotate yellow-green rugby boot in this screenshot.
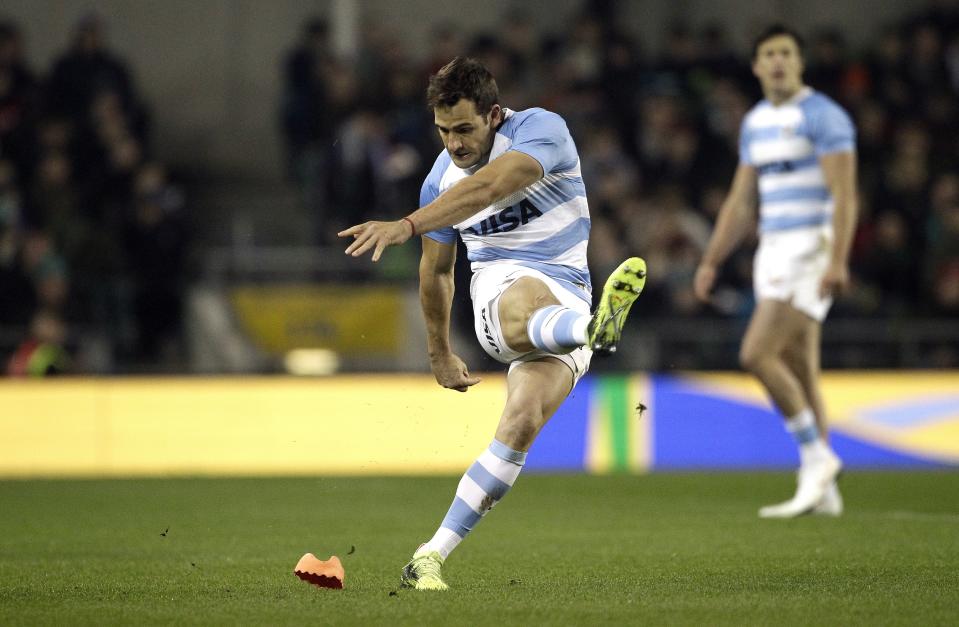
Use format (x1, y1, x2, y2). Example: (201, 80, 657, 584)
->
(400, 546, 448, 591)
(588, 257, 647, 356)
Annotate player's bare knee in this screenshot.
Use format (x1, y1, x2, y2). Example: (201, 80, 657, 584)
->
(496, 409, 544, 449)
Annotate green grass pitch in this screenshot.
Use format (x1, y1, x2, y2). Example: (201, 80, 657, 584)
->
(1, 472, 957, 626)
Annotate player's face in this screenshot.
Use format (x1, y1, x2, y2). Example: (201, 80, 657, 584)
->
(752, 35, 804, 101)
(434, 99, 502, 168)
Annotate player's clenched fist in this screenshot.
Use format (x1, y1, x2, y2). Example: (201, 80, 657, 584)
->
(693, 263, 717, 303)
(429, 353, 481, 392)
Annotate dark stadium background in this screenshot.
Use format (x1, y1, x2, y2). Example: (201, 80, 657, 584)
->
(1, 0, 957, 376)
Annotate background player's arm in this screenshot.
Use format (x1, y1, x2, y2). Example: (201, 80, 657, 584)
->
(818, 151, 858, 297)
(694, 164, 759, 301)
(419, 237, 481, 392)
(340, 151, 543, 261)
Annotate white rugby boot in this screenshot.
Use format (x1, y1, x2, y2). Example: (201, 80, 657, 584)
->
(759, 449, 842, 519)
(812, 481, 844, 516)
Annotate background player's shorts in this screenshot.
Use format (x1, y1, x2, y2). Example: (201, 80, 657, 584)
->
(753, 226, 833, 322)
(469, 263, 592, 386)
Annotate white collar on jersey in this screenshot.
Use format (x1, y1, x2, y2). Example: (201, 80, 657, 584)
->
(463, 107, 515, 174)
(768, 85, 812, 108)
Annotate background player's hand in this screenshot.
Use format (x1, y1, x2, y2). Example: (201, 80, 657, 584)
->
(338, 219, 413, 262)
(429, 353, 481, 392)
(820, 262, 850, 298)
(693, 263, 717, 303)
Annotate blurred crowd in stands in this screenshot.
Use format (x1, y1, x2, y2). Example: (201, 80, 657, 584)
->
(280, 3, 959, 327)
(2, 2, 958, 375)
(0, 14, 188, 374)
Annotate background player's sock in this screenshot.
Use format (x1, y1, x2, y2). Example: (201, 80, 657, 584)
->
(786, 407, 832, 466)
(422, 440, 527, 559)
(527, 305, 589, 353)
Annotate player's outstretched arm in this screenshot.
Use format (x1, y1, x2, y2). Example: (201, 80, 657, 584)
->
(419, 237, 481, 392)
(338, 151, 543, 261)
(694, 163, 758, 302)
(407, 151, 543, 235)
(818, 151, 858, 298)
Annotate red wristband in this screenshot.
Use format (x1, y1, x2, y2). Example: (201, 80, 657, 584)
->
(402, 216, 417, 237)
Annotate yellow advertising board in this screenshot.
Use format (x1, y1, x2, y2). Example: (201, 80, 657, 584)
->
(231, 285, 403, 355)
(1, 372, 956, 477)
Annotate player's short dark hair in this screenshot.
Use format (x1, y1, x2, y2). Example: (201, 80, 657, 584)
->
(426, 57, 499, 117)
(752, 24, 805, 60)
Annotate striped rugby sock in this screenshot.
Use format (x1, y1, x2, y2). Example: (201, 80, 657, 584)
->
(786, 408, 831, 466)
(526, 305, 589, 353)
(422, 440, 527, 559)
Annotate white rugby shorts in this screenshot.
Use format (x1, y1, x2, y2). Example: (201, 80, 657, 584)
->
(753, 227, 833, 322)
(469, 263, 592, 385)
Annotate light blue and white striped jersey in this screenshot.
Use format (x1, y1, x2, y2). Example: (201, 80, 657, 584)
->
(421, 107, 591, 302)
(739, 87, 856, 234)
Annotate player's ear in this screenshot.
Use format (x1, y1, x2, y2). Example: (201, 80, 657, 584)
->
(489, 104, 503, 126)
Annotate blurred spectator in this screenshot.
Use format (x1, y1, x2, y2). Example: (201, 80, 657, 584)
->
(0, 159, 33, 327)
(123, 162, 187, 363)
(0, 14, 186, 375)
(45, 14, 137, 123)
(882, 121, 933, 230)
(0, 20, 37, 177)
(6, 308, 70, 376)
(280, 17, 334, 205)
(424, 24, 464, 75)
(924, 172, 959, 314)
(805, 29, 848, 100)
(855, 210, 916, 314)
(907, 21, 949, 93)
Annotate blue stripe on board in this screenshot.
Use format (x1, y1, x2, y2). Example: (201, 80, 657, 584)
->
(525, 375, 592, 471)
(650, 375, 951, 470)
(860, 396, 959, 428)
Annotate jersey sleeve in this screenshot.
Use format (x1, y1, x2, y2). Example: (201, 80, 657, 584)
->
(507, 110, 578, 174)
(419, 177, 457, 244)
(738, 116, 753, 166)
(807, 99, 856, 155)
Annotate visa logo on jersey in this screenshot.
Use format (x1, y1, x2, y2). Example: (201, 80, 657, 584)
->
(464, 200, 543, 236)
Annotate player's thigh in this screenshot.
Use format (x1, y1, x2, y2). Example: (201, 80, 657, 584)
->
(740, 299, 810, 366)
(497, 276, 561, 350)
(495, 357, 573, 448)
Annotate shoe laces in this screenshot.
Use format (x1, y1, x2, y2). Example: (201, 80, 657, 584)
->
(413, 554, 443, 579)
(596, 294, 628, 338)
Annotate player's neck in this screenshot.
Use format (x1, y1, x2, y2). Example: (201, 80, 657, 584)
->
(766, 84, 807, 106)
